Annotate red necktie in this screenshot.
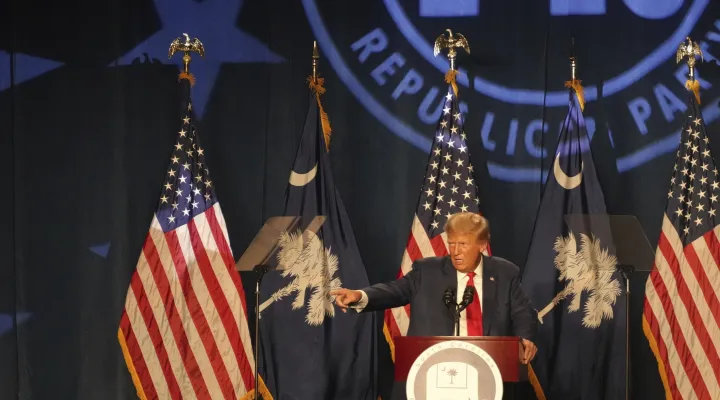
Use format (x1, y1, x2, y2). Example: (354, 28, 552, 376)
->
(465, 272, 483, 336)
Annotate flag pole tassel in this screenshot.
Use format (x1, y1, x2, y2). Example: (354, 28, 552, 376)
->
(686, 79, 701, 104)
(445, 69, 459, 97)
(565, 79, 585, 111)
(308, 76, 332, 151)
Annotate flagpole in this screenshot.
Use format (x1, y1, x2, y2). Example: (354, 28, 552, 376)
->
(253, 265, 269, 400)
(312, 41, 319, 82)
(612, 35, 629, 399)
(564, 37, 585, 111)
(569, 37, 576, 81)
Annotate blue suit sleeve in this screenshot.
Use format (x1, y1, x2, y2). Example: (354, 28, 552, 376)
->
(360, 264, 422, 312)
(510, 272, 537, 341)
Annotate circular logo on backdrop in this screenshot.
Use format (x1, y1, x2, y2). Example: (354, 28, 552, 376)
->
(405, 340, 503, 400)
(303, 0, 718, 181)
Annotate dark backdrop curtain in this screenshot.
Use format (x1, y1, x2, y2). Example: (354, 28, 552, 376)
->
(2, 0, 720, 398)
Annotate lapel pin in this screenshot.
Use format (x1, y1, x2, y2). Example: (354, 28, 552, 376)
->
(490, 277, 495, 281)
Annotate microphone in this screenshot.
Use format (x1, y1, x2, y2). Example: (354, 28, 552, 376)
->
(458, 286, 475, 312)
(443, 288, 455, 309)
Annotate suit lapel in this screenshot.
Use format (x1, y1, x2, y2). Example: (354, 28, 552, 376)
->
(482, 255, 497, 336)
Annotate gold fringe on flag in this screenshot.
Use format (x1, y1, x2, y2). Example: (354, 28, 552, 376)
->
(382, 322, 396, 363)
(178, 71, 196, 87)
(564, 79, 585, 111)
(642, 316, 673, 400)
(445, 69, 459, 97)
(307, 75, 332, 151)
(685, 79, 701, 104)
(118, 329, 149, 400)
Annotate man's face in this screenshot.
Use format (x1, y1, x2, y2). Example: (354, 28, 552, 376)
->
(447, 232, 487, 273)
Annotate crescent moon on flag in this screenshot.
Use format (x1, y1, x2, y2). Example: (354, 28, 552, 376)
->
(289, 163, 318, 186)
(553, 154, 583, 190)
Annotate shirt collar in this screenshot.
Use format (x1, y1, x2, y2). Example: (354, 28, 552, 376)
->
(456, 256, 483, 280)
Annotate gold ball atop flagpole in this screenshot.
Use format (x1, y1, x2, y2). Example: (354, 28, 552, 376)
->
(168, 33, 205, 85)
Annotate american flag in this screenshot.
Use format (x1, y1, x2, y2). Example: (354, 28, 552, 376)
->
(383, 84, 488, 360)
(118, 81, 261, 400)
(643, 93, 720, 400)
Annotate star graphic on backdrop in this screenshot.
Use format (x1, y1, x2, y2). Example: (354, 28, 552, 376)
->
(88, 242, 111, 258)
(0, 312, 32, 336)
(112, 0, 284, 118)
(0, 51, 64, 91)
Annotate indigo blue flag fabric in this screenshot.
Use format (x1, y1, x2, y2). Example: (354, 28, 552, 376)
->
(522, 92, 626, 400)
(258, 91, 378, 400)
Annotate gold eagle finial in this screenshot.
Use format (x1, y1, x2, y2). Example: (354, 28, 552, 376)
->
(676, 37, 703, 103)
(433, 29, 470, 71)
(168, 33, 205, 85)
(676, 36, 703, 68)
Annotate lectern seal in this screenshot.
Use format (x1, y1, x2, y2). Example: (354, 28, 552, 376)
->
(406, 340, 503, 400)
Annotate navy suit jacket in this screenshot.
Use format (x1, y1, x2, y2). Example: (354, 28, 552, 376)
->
(361, 255, 537, 341)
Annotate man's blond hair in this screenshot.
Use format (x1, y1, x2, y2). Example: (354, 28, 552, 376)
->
(445, 212, 490, 242)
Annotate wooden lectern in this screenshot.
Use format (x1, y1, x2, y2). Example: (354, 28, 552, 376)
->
(393, 336, 529, 400)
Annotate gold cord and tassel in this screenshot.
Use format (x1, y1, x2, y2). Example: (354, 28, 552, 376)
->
(564, 79, 585, 112)
(685, 79, 701, 104)
(307, 76, 332, 151)
(445, 69, 459, 97)
(178, 71, 196, 86)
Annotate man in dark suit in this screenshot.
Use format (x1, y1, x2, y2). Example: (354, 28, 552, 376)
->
(331, 212, 538, 364)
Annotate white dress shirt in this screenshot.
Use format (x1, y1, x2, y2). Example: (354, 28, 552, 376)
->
(456, 259, 483, 336)
(351, 259, 483, 337)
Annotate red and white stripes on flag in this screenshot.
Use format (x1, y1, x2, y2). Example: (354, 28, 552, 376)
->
(643, 96, 720, 400)
(118, 204, 264, 400)
(643, 216, 720, 399)
(643, 216, 720, 400)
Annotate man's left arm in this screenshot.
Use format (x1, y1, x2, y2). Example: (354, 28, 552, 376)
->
(509, 273, 536, 340)
(509, 272, 538, 364)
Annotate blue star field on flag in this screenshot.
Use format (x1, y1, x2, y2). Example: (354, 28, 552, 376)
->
(418, 85, 481, 237)
(155, 86, 218, 233)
